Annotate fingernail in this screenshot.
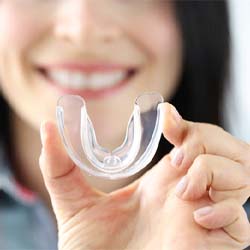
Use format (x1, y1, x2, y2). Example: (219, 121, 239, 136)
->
(194, 206, 213, 218)
(171, 105, 182, 123)
(175, 176, 188, 196)
(171, 147, 184, 167)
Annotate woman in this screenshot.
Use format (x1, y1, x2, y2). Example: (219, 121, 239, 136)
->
(0, 0, 249, 249)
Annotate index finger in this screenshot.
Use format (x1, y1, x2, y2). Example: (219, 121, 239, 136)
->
(161, 103, 250, 169)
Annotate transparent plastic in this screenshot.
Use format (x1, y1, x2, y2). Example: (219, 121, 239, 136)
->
(56, 92, 164, 179)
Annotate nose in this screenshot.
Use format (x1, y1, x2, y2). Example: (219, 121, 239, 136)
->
(54, 0, 121, 45)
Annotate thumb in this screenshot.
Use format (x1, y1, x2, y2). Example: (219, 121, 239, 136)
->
(160, 103, 188, 147)
(39, 121, 100, 219)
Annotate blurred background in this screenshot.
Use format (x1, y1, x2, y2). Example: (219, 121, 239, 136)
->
(224, 0, 250, 141)
(226, 2, 250, 249)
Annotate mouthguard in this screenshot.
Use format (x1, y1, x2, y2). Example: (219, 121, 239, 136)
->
(56, 92, 164, 179)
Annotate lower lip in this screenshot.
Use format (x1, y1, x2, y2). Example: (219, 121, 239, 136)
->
(38, 70, 135, 100)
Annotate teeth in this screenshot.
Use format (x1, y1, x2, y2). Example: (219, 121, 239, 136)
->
(89, 72, 126, 89)
(47, 70, 127, 90)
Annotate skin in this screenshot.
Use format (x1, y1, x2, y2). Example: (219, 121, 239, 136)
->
(40, 105, 250, 250)
(0, 0, 249, 249)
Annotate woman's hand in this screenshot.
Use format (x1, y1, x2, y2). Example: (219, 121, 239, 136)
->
(162, 103, 250, 248)
(39, 102, 249, 250)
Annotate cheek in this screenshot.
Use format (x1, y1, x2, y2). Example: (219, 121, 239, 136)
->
(126, 6, 182, 63)
(0, 3, 44, 50)
(126, 9, 182, 98)
(138, 18, 181, 62)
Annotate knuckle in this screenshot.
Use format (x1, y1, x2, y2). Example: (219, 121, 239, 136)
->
(207, 123, 224, 133)
(190, 123, 211, 154)
(211, 124, 224, 132)
(192, 154, 209, 172)
(196, 123, 223, 136)
(190, 122, 203, 140)
(242, 167, 250, 186)
(246, 184, 250, 197)
(240, 141, 250, 165)
(226, 199, 244, 219)
(228, 138, 250, 166)
(188, 155, 209, 181)
(239, 140, 250, 153)
(159, 154, 170, 167)
(231, 200, 242, 214)
(239, 223, 250, 246)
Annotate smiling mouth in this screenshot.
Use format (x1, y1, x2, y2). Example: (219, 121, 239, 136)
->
(37, 65, 138, 99)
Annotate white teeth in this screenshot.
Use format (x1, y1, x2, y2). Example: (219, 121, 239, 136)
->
(71, 73, 87, 89)
(47, 70, 127, 90)
(89, 72, 125, 89)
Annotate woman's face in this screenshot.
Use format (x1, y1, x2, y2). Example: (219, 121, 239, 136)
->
(0, 0, 182, 149)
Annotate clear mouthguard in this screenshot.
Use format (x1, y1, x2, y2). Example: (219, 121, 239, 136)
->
(56, 92, 164, 179)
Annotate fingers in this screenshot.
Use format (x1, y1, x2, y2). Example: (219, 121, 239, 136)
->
(160, 102, 208, 170)
(39, 121, 100, 217)
(160, 102, 188, 147)
(194, 199, 250, 248)
(175, 154, 250, 204)
(138, 153, 182, 206)
(161, 103, 250, 170)
(40, 121, 74, 179)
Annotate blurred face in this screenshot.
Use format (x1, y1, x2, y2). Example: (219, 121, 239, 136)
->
(0, 0, 182, 149)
